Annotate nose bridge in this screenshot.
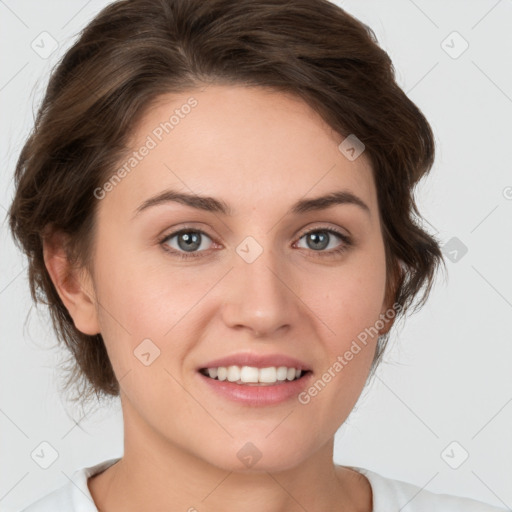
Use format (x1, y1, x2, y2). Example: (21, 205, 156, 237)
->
(222, 234, 296, 336)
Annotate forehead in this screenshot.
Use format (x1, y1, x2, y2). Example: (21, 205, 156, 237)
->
(103, 85, 377, 219)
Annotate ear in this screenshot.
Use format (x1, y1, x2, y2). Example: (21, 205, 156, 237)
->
(43, 230, 100, 336)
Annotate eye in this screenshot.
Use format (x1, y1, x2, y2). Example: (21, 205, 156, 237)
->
(159, 228, 214, 259)
(158, 226, 353, 260)
(294, 227, 352, 257)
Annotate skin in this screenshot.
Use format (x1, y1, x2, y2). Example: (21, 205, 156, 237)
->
(44, 84, 397, 512)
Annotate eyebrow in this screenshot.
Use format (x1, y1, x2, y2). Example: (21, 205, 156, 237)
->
(132, 188, 371, 218)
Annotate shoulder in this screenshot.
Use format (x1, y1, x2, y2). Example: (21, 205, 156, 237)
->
(351, 466, 508, 512)
(19, 458, 121, 512)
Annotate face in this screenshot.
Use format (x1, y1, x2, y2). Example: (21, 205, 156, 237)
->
(82, 85, 392, 472)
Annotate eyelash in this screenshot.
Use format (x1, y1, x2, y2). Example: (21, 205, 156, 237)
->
(158, 226, 353, 261)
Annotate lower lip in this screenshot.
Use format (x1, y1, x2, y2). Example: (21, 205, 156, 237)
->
(197, 371, 313, 406)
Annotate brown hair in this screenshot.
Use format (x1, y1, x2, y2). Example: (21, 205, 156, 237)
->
(8, 0, 446, 409)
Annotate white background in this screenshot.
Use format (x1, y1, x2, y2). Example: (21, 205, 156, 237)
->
(1, 1, 511, 510)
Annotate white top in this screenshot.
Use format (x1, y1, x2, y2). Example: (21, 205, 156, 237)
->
(19, 457, 507, 512)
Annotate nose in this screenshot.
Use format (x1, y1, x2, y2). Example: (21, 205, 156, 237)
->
(220, 242, 300, 338)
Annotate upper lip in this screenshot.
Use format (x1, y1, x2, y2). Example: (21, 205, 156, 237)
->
(198, 352, 311, 371)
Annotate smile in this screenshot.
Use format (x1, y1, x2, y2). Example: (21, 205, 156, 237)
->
(197, 366, 313, 406)
(199, 365, 306, 385)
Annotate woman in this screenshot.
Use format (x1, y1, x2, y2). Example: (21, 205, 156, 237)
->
(8, 0, 506, 510)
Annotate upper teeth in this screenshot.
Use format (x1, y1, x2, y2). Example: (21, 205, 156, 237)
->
(205, 366, 302, 384)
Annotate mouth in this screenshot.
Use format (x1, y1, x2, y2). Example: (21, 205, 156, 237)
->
(198, 366, 312, 386)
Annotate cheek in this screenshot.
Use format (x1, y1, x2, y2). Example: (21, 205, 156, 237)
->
(310, 247, 387, 390)
(91, 239, 214, 375)
(92, 232, 186, 331)
(319, 251, 386, 337)
(89, 236, 167, 368)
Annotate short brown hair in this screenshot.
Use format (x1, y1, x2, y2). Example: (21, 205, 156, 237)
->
(8, 0, 446, 409)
